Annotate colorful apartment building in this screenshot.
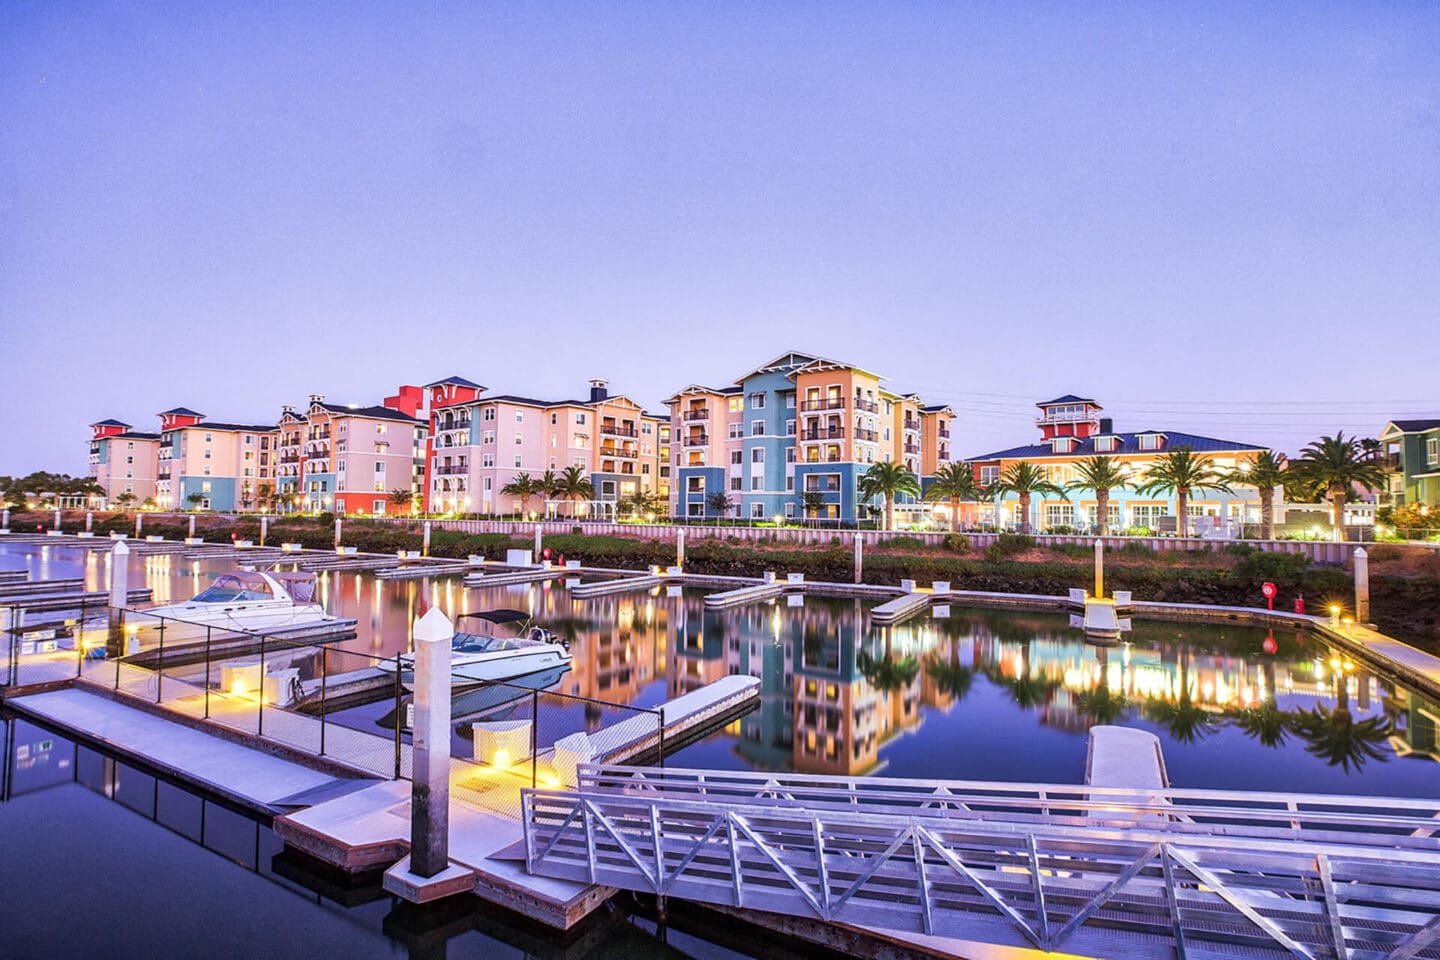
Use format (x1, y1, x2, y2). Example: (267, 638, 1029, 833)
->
(1379, 418, 1440, 510)
(966, 395, 1269, 533)
(153, 408, 279, 512)
(667, 351, 956, 522)
(275, 387, 428, 514)
(87, 420, 161, 506)
(424, 376, 666, 515)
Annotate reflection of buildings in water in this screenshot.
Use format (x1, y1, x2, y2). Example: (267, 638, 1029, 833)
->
(560, 591, 669, 703)
(1389, 687, 1440, 762)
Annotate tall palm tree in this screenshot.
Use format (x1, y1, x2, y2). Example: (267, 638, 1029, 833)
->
(991, 461, 1065, 534)
(1287, 433, 1388, 542)
(500, 473, 540, 516)
(923, 462, 981, 532)
(705, 491, 734, 518)
(858, 460, 921, 532)
(537, 470, 561, 503)
(1067, 456, 1130, 536)
(1225, 450, 1287, 540)
(553, 466, 594, 516)
(1136, 446, 1232, 537)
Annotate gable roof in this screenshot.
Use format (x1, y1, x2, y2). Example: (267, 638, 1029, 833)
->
(314, 402, 421, 423)
(90, 418, 131, 428)
(1384, 419, 1440, 434)
(734, 351, 824, 383)
(158, 407, 204, 417)
(425, 375, 485, 390)
(663, 384, 742, 402)
(113, 431, 161, 441)
(185, 421, 277, 433)
(968, 430, 1263, 462)
(1036, 395, 1099, 408)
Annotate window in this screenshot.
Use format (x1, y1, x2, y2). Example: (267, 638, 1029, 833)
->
(1139, 434, 1162, 451)
(514, 410, 523, 422)
(127, 442, 134, 450)
(785, 394, 795, 409)
(749, 392, 766, 409)
(728, 423, 743, 440)
(204, 449, 212, 459)
(204, 433, 213, 443)
(482, 430, 494, 444)
(483, 407, 496, 421)
(786, 419, 795, 436)
(687, 476, 705, 493)
(483, 477, 493, 491)
(514, 431, 523, 445)
(751, 448, 764, 464)
(980, 465, 1000, 485)
(750, 502, 764, 519)
(374, 461, 385, 474)
(1130, 503, 1168, 527)
(785, 476, 794, 491)
(751, 420, 764, 437)
(1429, 437, 1439, 465)
(575, 413, 587, 425)
(513, 455, 522, 468)
(1096, 436, 1117, 452)
(727, 397, 743, 413)
(750, 476, 763, 490)
(482, 453, 494, 467)
(730, 451, 743, 465)
(730, 477, 742, 491)
(1043, 503, 1074, 528)
(201, 481, 212, 493)
(550, 413, 558, 425)
(785, 447, 796, 464)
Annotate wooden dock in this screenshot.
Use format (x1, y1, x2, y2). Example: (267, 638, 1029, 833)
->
(462, 567, 569, 588)
(374, 559, 471, 581)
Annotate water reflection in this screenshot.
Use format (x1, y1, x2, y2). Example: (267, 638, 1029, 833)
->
(6, 541, 1440, 796)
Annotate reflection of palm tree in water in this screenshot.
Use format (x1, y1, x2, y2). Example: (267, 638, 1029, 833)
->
(1227, 660, 1294, 748)
(1074, 644, 1132, 728)
(1143, 646, 1217, 744)
(1004, 638, 1060, 712)
(858, 650, 920, 692)
(924, 634, 974, 703)
(1291, 663, 1391, 773)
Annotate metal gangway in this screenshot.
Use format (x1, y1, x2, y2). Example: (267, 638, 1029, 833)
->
(521, 765, 1440, 960)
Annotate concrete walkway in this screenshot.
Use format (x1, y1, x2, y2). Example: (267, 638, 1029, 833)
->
(6, 687, 348, 812)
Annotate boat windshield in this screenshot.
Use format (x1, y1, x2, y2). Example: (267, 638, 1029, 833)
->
(191, 574, 274, 603)
(452, 634, 530, 655)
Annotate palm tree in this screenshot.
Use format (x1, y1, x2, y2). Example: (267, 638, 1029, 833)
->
(387, 487, 415, 514)
(1225, 450, 1287, 540)
(1068, 456, 1130, 536)
(500, 473, 541, 516)
(1136, 446, 1231, 537)
(112, 492, 138, 511)
(537, 470, 561, 503)
(705, 491, 734, 518)
(991, 461, 1065, 534)
(858, 460, 921, 532)
(923, 462, 981, 532)
(553, 466, 594, 516)
(799, 490, 827, 525)
(1287, 433, 1388, 542)
(185, 492, 205, 511)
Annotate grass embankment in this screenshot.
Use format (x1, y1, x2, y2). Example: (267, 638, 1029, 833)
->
(20, 513, 1440, 652)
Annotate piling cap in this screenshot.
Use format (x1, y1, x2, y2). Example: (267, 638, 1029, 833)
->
(413, 606, 455, 644)
(112, 540, 130, 556)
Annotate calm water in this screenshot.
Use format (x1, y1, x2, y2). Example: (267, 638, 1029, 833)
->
(4, 540, 1439, 799)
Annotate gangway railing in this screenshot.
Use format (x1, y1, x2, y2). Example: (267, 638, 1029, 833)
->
(522, 767, 1440, 960)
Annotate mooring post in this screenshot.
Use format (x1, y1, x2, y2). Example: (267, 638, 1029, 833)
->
(260, 515, 268, 547)
(534, 524, 542, 562)
(1, 507, 9, 531)
(107, 541, 130, 659)
(334, 517, 342, 548)
(854, 533, 864, 584)
(423, 520, 431, 558)
(410, 607, 454, 878)
(54, 508, 62, 531)
(85, 512, 93, 533)
(188, 514, 196, 539)
(1353, 547, 1370, 624)
(135, 513, 143, 538)
(1094, 538, 1105, 599)
(676, 529, 685, 569)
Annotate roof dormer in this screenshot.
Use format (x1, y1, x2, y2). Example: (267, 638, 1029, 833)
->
(1137, 431, 1166, 451)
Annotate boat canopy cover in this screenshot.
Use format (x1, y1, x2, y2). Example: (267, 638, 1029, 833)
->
(269, 571, 317, 603)
(458, 609, 531, 625)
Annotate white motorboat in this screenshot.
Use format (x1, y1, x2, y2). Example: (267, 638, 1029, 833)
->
(379, 609, 572, 687)
(134, 571, 336, 638)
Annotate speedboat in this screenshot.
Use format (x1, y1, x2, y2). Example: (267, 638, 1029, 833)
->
(378, 609, 572, 687)
(135, 571, 336, 638)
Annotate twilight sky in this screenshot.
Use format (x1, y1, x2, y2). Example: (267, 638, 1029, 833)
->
(2, 2, 1437, 475)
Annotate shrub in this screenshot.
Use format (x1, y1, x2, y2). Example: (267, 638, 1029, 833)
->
(1234, 549, 1312, 585)
(1225, 543, 1255, 557)
(878, 535, 926, 551)
(1050, 543, 1092, 559)
(571, 526, 584, 535)
(1049, 525, 1075, 535)
(1368, 544, 1404, 562)
(991, 533, 1035, 558)
(1117, 542, 1153, 560)
(943, 533, 970, 553)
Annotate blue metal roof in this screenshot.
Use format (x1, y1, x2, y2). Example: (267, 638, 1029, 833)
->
(1388, 419, 1440, 433)
(158, 407, 204, 417)
(968, 430, 1264, 462)
(425, 375, 485, 390)
(1036, 394, 1098, 407)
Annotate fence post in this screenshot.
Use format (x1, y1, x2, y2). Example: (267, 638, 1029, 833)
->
(393, 654, 403, 779)
(76, 597, 85, 678)
(319, 645, 328, 757)
(204, 626, 212, 719)
(658, 709, 666, 768)
(531, 689, 539, 789)
(155, 619, 165, 703)
(258, 635, 266, 737)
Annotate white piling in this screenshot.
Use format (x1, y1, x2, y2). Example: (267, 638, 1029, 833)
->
(423, 521, 432, 557)
(108, 540, 131, 653)
(534, 524, 542, 560)
(54, 508, 62, 530)
(188, 514, 196, 539)
(1, 508, 8, 531)
(85, 512, 93, 532)
(676, 529, 685, 569)
(854, 533, 864, 584)
(135, 513, 143, 538)
(1094, 538, 1105, 599)
(410, 607, 454, 877)
(334, 517, 342, 547)
(260, 515, 268, 547)
(1353, 547, 1370, 624)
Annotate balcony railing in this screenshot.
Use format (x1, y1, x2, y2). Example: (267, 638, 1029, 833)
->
(433, 464, 468, 475)
(600, 445, 639, 459)
(803, 455, 843, 464)
(600, 423, 638, 438)
(802, 428, 845, 441)
(904, 442, 920, 455)
(855, 429, 877, 442)
(683, 433, 709, 446)
(683, 408, 709, 421)
(855, 400, 879, 413)
(800, 398, 846, 412)
(903, 419, 920, 432)
(1035, 411, 1095, 426)
(938, 426, 950, 438)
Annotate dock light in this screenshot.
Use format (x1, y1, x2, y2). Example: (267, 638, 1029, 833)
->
(230, 678, 246, 696)
(539, 768, 562, 789)
(491, 748, 512, 771)
(772, 513, 784, 525)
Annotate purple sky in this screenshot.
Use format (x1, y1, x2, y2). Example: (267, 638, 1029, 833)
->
(2, 3, 1437, 475)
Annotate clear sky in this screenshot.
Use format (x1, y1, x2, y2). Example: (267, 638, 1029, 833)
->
(2, 2, 1436, 474)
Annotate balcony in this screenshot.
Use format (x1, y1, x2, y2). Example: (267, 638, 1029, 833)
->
(433, 464, 469, 475)
(802, 428, 846, 441)
(800, 398, 846, 412)
(938, 425, 950, 439)
(600, 423, 638, 438)
(903, 419, 920, 432)
(683, 408, 709, 421)
(1035, 410, 1095, 426)
(803, 455, 843, 464)
(855, 429, 877, 442)
(904, 442, 920, 455)
(600, 444, 639, 459)
(683, 433, 709, 447)
(280, 454, 301, 464)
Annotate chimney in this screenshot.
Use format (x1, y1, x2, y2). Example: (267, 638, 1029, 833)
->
(1099, 417, 1113, 434)
(588, 378, 609, 403)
